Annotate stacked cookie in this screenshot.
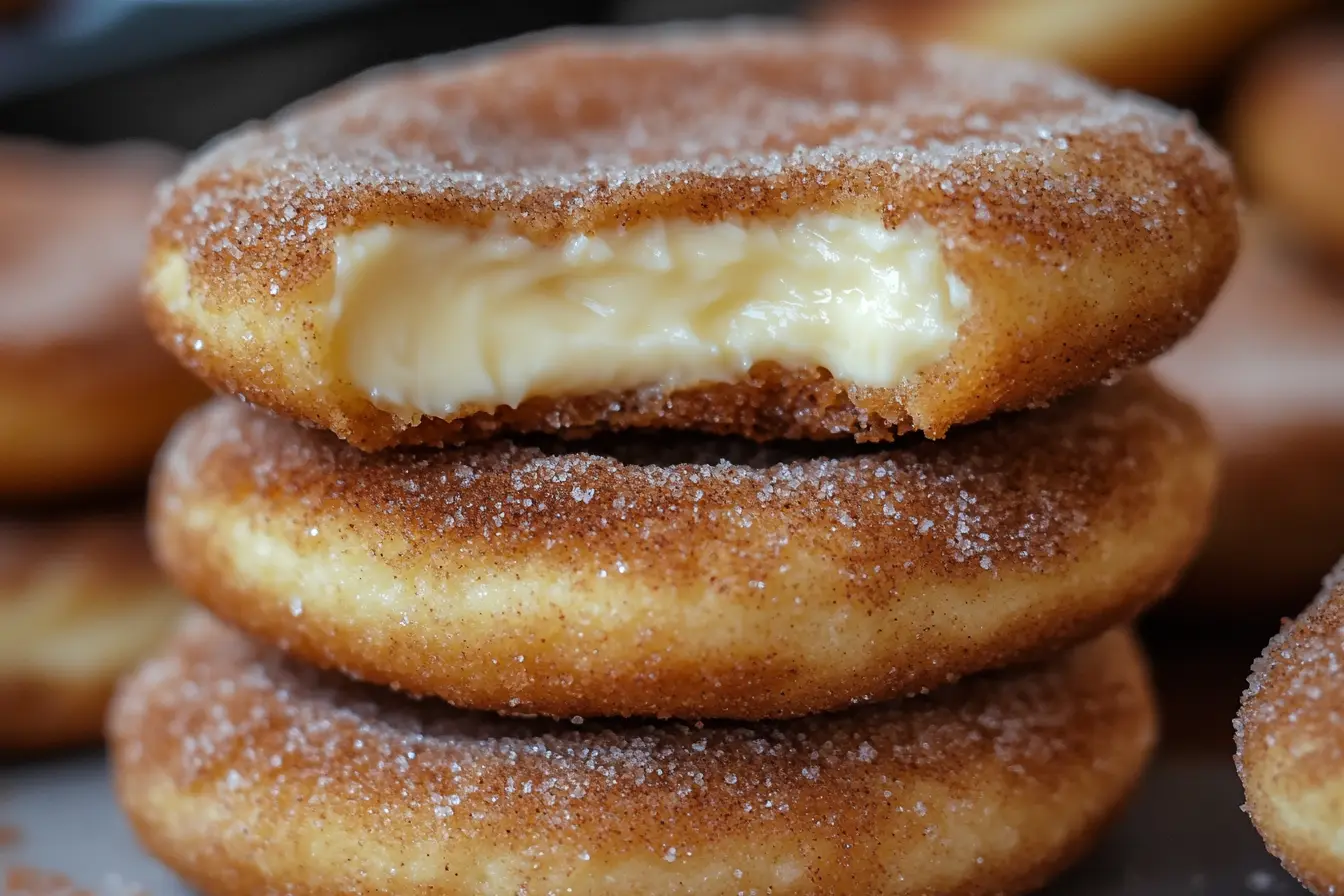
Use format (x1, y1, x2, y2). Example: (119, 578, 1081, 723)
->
(0, 140, 202, 752)
(110, 24, 1238, 895)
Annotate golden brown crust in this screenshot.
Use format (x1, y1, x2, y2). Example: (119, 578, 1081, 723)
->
(820, 0, 1312, 97)
(145, 23, 1239, 449)
(0, 139, 207, 497)
(110, 618, 1155, 896)
(1154, 217, 1344, 622)
(1232, 28, 1344, 261)
(0, 513, 184, 752)
(150, 374, 1214, 720)
(1237, 558, 1344, 895)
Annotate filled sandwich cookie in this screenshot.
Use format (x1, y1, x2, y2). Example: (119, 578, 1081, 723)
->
(1237, 558, 1344, 894)
(0, 514, 182, 752)
(144, 24, 1237, 450)
(110, 617, 1155, 896)
(0, 139, 206, 498)
(150, 374, 1213, 720)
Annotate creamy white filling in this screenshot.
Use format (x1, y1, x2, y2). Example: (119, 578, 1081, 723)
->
(325, 214, 972, 415)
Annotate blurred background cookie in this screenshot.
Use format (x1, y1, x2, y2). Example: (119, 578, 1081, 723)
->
(0, 514, 181, 753)
(0, 137, 195, 754)
(1154, 215, 1344, 624)
(0, 139, 206, 499)
(1231, 27, 1344, 264)
(815, 0, 1316, 98)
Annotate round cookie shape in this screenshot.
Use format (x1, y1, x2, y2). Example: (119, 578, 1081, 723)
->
(110, 618, 1155, 896)
(1237, 558, 1344, 894)
(146, 23, 1239, 450)
(149, 374, 1214, 720)
(820, 0, 1312, 98)
(0, 513, 182, 752)
(0, 139, 206, 498)
(1232, 28, 1344, 262)
(1154, 216, 1344, 623)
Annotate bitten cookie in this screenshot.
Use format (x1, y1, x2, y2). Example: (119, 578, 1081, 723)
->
(145, 24, 1237, 449)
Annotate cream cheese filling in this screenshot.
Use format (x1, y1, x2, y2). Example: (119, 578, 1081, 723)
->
(325, 213, 972, 415)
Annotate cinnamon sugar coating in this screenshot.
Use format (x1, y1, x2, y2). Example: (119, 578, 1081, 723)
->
(149, 374, 1214, 719)
(110, 617, 1154, 896)
(1237, 558, 1344, 894)
(145, 23, 1239, 449)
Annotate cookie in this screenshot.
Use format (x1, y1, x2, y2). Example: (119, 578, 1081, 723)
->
(820, 0, 1311, 97)
(1232, 27, 1344, 262)
(0, 139, 205, 498)
(1155, 215, 1344, 621)
(1237, 557, 1344, 894)
(111, 618, 1155, 896)
(149, 374, 1212, 719)
(0, 513, 182, 752)
(145, 24, 1237, 449)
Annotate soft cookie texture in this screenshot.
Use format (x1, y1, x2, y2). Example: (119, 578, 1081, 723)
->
(145, 23, 1238, 450)
(1237, 558, 1344, 895)
(150, 374, 1214, 720)
(0, 513, 182, 752)
(110, 618, 1155, 896)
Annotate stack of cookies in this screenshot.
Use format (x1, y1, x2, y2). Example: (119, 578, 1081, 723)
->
(110, 24, 1239, 895)
(0, 140, 201, 753)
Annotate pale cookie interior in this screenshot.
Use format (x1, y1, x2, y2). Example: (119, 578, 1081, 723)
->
(325, 214, 972, 416)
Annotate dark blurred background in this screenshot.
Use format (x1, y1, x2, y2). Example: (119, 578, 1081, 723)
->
(2, 0, 818, 148)
(0, 0, 1335, 147)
